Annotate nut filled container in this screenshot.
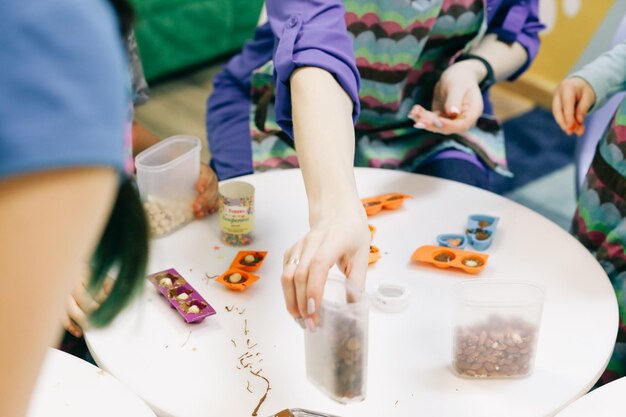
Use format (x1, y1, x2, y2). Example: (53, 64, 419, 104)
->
(304, 275, 368, 403)
(135, 135, 201, 238)
(452, 281, 545, 378)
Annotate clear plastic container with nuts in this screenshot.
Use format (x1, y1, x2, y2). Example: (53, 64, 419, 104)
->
(304, 275, 369, 404)
(135, 135, 201, 238)
(452, 281, 545, 379)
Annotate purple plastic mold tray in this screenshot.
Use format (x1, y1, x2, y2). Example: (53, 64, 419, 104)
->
(147, 268, 216, 323)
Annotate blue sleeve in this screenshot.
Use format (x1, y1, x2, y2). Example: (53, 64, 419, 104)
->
(206, 23, 275, 180)
(0, 0, 127, 179)
(487, 0, 544, 80)
(266, 0, 361, 138)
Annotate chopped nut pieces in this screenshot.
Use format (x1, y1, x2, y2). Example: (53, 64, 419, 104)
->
(434, 252, 454, 262)
(462, 258, 483, 268)
(159, 277, 173, 287)
(447, 238, 462, 247)
(475, 230, 490, 241)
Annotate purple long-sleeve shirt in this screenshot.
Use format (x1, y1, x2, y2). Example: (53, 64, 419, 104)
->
(207, 0, 543, 180)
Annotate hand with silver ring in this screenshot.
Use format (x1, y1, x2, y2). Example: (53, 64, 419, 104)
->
(281, 199, 370, 333)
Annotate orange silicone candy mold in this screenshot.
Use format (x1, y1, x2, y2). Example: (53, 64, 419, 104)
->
(230, 251, 268, 272)
(361, 193, 412, 216)
(362, 198, 384, 216)
(380, 193, 412, 209)
(411, 245, 488, 274)
(216, 269, 260, 291)
(368, 224, 376, 240)
(368, 245, 381, 265)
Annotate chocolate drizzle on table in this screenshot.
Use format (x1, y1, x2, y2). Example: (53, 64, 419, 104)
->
(225, 305, 271, 416)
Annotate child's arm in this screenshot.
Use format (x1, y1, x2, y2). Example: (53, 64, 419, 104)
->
(409, 33, 529, 134)
(573, 40, 626, 111)
(553, 41, 626, 135)
(0, 168, 118, 417)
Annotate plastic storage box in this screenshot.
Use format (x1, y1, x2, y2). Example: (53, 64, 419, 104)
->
(452, 281, 545, 378)
(135, 135, 201, 238)
(304, 275, 369, 403)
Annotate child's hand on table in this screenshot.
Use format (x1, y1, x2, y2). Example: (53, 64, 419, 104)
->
(408, 60, 484, 135)
(552, 77, 596, 136)
(193, 164, 219, 219)
(63, 275, 114, 338)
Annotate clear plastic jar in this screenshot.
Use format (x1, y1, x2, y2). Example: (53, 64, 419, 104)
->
(304, 275, 369, 403)
(135, 135, 200, 238)
(452, 280, 545, 378)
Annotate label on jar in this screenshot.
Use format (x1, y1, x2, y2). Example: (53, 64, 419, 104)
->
(219, 203, 254, 235)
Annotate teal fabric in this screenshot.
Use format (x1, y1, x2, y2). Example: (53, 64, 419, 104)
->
(130, 0, 264, 81)
(571, 41, 626, 112)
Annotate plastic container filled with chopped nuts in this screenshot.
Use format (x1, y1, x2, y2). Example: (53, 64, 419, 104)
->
(304, 275, 369, 404)
(452, 281, 545, 379)
(135, 135, 201, 238)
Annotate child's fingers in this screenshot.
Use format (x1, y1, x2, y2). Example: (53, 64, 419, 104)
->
(408, 105, 425, 121)
(195, 176, 208, 194)
(443, 88, 464, 119)
(428, 112, 443, 129)
(561, 87, 577, 133)
(412, 108, 443, 131)
(63, 317, 83, 338)
(196, 164, 216, 194)
(575, 87, 595, 124)
(65, 296, 87, 337)
(411, 106, 442, 128)
(575, 123, 586, 136)
(552, 93, 569, 134)
(193, 186, 219, 218)
(443, 119, 471, 134)
(426, 99, 480, 135)
(193, 194, 206, 218)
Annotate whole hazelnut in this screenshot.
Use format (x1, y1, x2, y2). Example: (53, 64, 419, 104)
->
(159, 277, 173, 287)
(228, 272, 243, 283)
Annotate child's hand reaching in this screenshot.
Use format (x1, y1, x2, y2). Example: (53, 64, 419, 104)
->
(408, 60, 484, 135)
(193, 164, 219, 218)
(552, 77, 596, 136)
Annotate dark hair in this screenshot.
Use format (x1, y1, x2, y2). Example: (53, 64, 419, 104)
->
(108, 0, 135, 38)
(84, 0, 147, 327)
(88, 177, 149, 326)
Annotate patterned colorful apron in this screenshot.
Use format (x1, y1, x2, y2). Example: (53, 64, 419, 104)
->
(250, 0, 510, 176)
(572, 97, 626, 385)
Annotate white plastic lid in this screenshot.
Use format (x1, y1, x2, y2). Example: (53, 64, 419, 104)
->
(372, 282, 410, 313)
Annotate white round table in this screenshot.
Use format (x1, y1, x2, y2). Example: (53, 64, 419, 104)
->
(555, 377, 626, 416)
(86, 168, 618, 417)
(26, 348, 155, 417)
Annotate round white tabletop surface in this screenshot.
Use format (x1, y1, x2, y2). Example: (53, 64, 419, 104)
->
(86, 168, 618, 417)
(555, 376, 626, 417)
(26, 348, 155, 417)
